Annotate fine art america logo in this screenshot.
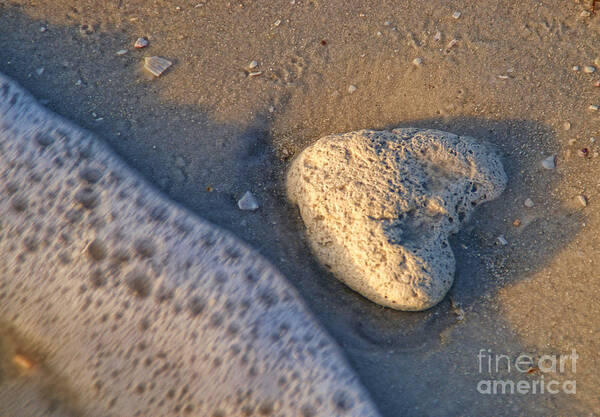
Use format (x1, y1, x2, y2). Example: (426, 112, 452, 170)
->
(476, 349, 578, 395)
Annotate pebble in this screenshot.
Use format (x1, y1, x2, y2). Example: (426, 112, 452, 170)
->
(589, 104, 599, 111)
(237, 191, 259, 211)
(116, 49, 128, 56)
(563, 121, 571, 130)
(496, 235, 508, 246)
(595, 81, 600, 87)
(584, 65, 596, 73)
(524, 198, 535, 208)
(40, 26, 47, 32)
(541, 155, 556, 170)
(577, 195, 588, 207)
(348, 85, 357, 93)
(434, 30, 442, 41)
(35, 68, 44, 76)
(12, 353, 35, 370)
(274, 19, 281, 26)
(412, 57, 423, 66)
(578, 148, 589, 158)
(512, 219, 522, 227)
(581, 10, 592, 17)
(134, 37, 149, 49)
(452, 11, 461, 19)
(248, 71, 262, 77)
(248, 60, 258, 69)
(446, 39, 458, 50)
(572, 65, 580, 72)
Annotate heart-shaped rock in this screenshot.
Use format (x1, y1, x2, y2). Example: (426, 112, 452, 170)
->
(287, 129, 507, 311)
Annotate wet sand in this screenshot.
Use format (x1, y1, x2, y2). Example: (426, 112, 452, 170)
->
(1, 0, 599, 415)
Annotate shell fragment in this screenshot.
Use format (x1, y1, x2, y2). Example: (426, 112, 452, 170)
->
(144, 56, 172, 77)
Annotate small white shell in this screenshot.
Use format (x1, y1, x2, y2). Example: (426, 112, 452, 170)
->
(576, 195, 588, 207)
(541, 155, 555, 170)
(134, 37, 149, 48)
(237, 191, 259, 211)
(144, 56, 172, 77)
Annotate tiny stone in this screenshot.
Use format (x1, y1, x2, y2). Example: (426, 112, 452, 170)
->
(248, 60, 259, 69)
(434, 30, 442, 41)
(116, 49, 128, 56)
(595, 81, 600, 87)
(134, 37, 149, 49)
(377, 31, 383, 36)
(595, 57, 600, 67)
(512, 219, 522, 227)
(584, 65, 596, 73)
(446, 39, 458, 49)
(36, 68, 44, 76)
(541, 155, 556, 170)
(578, 148, 589, 158)
(237, 191, 259, 211)
(40, 26, 47, 32)
(452, 11, 461, 19)
(524, 198, 535, 208)
(572, 65, 580, 71)
(274, 19, 281, 26)
(496, 235, 508, 246)
(581, 10, 592, 17)
(412, 57, 423, 66)
(589, 104, 599, 111)
(75, 79, 82, 86)
(576, 195, 588, 207)
(563, 121, 571, 130)
(348, 85, 357, 93)
(13, 353, 35, 370)
(248, 71, 262, 77)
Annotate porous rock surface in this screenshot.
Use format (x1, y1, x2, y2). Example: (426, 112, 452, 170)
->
(0, 73, 380, 417)
(287, 129, 507, 311)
